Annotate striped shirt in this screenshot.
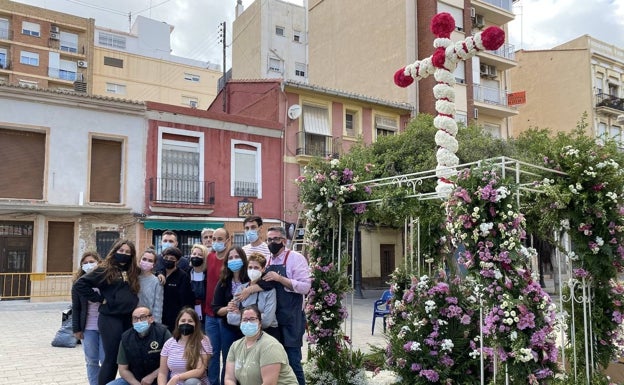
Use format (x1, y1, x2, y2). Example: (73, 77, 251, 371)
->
(161, 336, 212, 385)
(243, 242, 271, 259)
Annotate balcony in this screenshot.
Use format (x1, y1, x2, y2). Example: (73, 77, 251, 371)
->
(148, 177, 215, 207)
(473, 83, 519, 118)
(478, 42, 517, 71)
(233, 181, 258, 198)
(48, 67, 77, 82)
(295, 131, 339, 162)
(596, 93, 624, 115)
(471, 0, 515, 25)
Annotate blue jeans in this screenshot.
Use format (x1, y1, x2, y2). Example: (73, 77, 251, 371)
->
(83, 329, 105, 385)
(204, 316, 221, 385)
(285, 346, 305, 385)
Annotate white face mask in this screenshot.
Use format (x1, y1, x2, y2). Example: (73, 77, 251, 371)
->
(247, 269, 262, 281)
(81, 262, 97, 274)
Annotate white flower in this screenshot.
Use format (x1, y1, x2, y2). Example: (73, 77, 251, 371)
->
(440, 339, 454, 351)
(596, 237, 604, 246)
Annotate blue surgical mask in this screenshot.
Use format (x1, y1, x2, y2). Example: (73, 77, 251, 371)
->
(212, 241, 226, 253)
(227, 259, 244, 272)
(240, 321, 259, 337)
(133, 321, 150, 334)
(161, 241, 174, 250)
(245, 230, 259, 243)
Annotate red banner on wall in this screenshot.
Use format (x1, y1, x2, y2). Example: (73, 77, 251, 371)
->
(507, 91, 526, 106)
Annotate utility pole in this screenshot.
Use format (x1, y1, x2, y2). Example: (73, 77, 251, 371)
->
(219, 21, 227, 113)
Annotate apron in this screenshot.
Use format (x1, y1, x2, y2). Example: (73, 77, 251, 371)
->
(266, 251, 305, 347)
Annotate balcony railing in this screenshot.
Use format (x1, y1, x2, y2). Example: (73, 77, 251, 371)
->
(489, 42, 515, 60)
(596, 92, 624, 112)
(149, 177, 215, 205)
(234, 181, 258, 198)
(473, 83, 512, 107)
(295, 131, 338, 158)
(0, 27, 9, 40)
(480, 0, 513, 12)
(48, 67, 77, 81)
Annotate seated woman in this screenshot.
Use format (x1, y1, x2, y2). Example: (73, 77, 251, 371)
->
(224, 305, 298, 385)
(158, 308, 212, 385)
(227, 252, 279, 339)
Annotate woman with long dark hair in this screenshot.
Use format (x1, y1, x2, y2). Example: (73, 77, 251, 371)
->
(73, 239, 140, 385)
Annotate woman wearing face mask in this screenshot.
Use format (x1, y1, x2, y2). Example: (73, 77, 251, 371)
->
(227, 252, 278, 339)
(74, 239, 140, 385)
(224, 305, 298, 385)
(211, 246, 250, 385)
(158, 308, 212, 385)
(71, 251, 103, 385)
(138, 248, 164, 323)
(187, 244, 208, 324)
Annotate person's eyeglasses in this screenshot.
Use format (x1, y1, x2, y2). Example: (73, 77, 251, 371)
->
(241, 317, 259, 322)
(132, 314, 152, 322)
(267, 237, 283, 244)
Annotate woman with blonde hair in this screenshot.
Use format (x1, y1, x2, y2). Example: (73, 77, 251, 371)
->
(187, 244, 208, 322)
(74, 239, 140, 385)
(158, 308, 213, 385)
(71, 250, 103, 385)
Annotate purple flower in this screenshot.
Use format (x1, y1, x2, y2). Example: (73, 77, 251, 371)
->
(419, 369, 439, 382)
(353, 203, 367, 214)
(342, 168, 353, 182)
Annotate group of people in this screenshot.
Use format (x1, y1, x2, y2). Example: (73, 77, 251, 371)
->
(70, 215, 310, 385)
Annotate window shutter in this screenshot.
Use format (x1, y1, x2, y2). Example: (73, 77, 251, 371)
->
(90, 139, 122, 203)
(0, 129, 45, 199)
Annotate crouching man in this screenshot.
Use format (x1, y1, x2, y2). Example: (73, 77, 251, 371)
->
(107, 306, 172, 385)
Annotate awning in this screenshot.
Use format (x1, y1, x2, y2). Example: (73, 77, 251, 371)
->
(303, 106, 331, 136)
(142, 220, 224, 231)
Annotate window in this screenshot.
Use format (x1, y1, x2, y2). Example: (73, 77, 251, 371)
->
(610, 125, 621, 143)
(455, 112, 468, 126)
(295, 62, 306, 77)
(20, 51, 39, 66)
(345, 109, 360, 136)
(608, 80, 619, 97)
(0, 128, 45, 199)
(299, 105, 332, 156)
(22, 21, 40, 37)
(90, 138, 122, 203)
(232, 233, 246, 248)
(483, 123, 501, 138)
(597, 122, 608, 143)
(184, 73, 200, 82)
(182, 95, 199, 108)
(158, 129, 204, 204)
(59, 31, 78, 53)
(103, 56, 123, 68)
(106, 82, 126, 95)
(595, 74, 604, 94)
(98, 32, 126, 49)
(437, 3, 463, 31)
(231, 141, 261, 198)
(275, 26, 285, 36)
(96, 231, 120, 258)
(58, 59, 77, 81)
(268, 58, 282, 73)
(375, 115, 398, 138)
(46, 222, 74, 272)
(0, 47, 7, 69)
(0, 18, 8, 39)
(454, 61, 465, 84)
(293, 31, 302, 42)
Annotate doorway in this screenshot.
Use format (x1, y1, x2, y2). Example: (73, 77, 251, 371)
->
(0, 222, 33, 299)
(379, 244, 395, 286)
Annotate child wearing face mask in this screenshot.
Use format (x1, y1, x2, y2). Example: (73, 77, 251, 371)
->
(71, 251, 104, 385)
(138, 248, 164, 323)
(227, 252, 279, 339)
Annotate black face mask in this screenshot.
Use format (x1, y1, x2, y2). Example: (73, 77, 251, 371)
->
(268, 242, 283, 255)
(163, 259, 176, 270)
(178, 323, 194, 336)
(190, 257, 203, 267)
(114, 252, 131, 266)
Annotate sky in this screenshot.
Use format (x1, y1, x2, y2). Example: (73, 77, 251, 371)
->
(12, 0, 624, 67)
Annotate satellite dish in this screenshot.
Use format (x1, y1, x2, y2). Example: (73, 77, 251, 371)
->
(288, 104, 302, 119)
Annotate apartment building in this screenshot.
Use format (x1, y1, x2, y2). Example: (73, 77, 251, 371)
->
(93, 15, 222, 108)
(307, 0, 520, 138)
(0, 84, 146, 300)
(0, 0, 94, 93)
(232, 0, 308, 82)
(510, 35, 624, 140)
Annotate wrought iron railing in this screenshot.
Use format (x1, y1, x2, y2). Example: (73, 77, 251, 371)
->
(596, 92, 624, 112)
(149, 177, 215, 205)
(295, 131, 338, 158)
(234, 181, 258, 197)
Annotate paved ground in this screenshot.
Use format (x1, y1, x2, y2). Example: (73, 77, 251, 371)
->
(0, 289, 387, 385)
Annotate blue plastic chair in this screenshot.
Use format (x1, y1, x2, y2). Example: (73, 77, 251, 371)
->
(371, 290, 392, 335)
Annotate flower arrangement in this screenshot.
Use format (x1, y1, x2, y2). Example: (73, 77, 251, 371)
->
(444, 165, 559, 384)
(296, 156, 372, 385)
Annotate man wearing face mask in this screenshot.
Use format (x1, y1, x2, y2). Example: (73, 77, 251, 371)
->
(238, 227, 311, 385)
(107, 306, 171, 385)
(154, 230, 190, 280)
(242, 216, 271, 259)
(161, 247, 195, 333)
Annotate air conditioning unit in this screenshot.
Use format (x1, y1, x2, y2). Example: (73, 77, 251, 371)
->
(50, 32, 60, 40)
(77, 60, 88, 68)
(470, 7, 476, 18)
(473, 107, 479, 119)
(51, 25, 60, 33)
(473, 14, 485, 28)
(480, 64, 496, 78)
